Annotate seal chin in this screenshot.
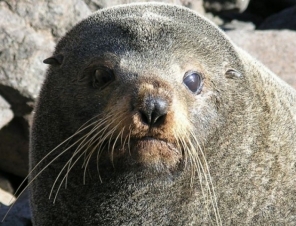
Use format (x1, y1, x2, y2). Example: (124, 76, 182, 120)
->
(131, 137, 182, 169)
(110, 137, 182, 170)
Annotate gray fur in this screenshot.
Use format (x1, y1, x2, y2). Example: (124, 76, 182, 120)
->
(30, 2, 296, 225)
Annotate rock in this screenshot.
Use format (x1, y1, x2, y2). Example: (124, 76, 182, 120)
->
(246, 0, 296, 20)
(203, 0, 250, 13)
(0, 2, 53, 99)
(179, 0, 205, 14)
(86, 0, 183, 9)
(259, 5, 296, 30)
(252, 0, 296, 9)
(217, 0, 296, 28)
(0, 96, 13, 130)
(221, 19, 255, 30)
(6, 0, 91, 41)
(0, 0, 91, 99)
(0, 0, 91, 178)
(84, 0, 214, 27)
(0, 117, 30, 178)
(226, 29, 296, 88)
(83, 0, 205, 14)
(84, 0, 104, 11)
(0, 187, 15, 206)
(0, 173, 14, 194)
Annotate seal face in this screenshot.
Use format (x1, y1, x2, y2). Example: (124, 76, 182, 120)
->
(29, 3, 296, 225)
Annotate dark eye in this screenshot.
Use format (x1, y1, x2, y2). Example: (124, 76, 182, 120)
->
(183, 71, 203, 94)
(92, 67, 114, 89)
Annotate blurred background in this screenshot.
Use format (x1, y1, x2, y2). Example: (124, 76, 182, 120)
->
(0, 0, 295, 225)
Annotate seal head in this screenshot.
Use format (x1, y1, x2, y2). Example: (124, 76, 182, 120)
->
(30, 3, 296, 225)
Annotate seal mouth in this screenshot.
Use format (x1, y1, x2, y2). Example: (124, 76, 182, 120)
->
(104, 135, 182, 170)
(134, 136, 168, 143)
(131, 137, 178, 153)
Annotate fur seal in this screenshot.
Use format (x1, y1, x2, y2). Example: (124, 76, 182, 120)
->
(29, 2, 296, 225)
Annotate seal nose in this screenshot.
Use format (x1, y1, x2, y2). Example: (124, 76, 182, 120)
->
(139, 97, 168, 126)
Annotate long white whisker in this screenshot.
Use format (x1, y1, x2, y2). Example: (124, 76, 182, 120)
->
(52, 149, 89, 204)
(50, 115, 114, 197)
(83, 122, 119, 179)
(110, 126, 125, 163)
(64, 115, 116, 187)
(189, 131, 221, 225)
(80, 118, 115, 169)
(185, 136, 213, 220)
(1, 128, 94, 221)
(11, 117, 100, 203)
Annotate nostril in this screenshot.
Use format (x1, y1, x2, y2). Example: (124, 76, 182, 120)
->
(139, 110, 151, 125)
(151, 112, 166, 126)
(138, 97, 168, 126)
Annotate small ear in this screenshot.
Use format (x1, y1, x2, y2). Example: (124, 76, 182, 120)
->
(225, 69, 242, 79)
(43, 54, 64, 65)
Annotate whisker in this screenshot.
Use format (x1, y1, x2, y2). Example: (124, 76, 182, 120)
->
(52, 149, 90, 204)
(49, 114, 114, 197)
(120, 124, 125, 145)
(173, 132, 187, 168)
(81, 114, 115, 161)
(69, 114, 114, 171)
(178, 136, 197, 185)
(184, 136, 213, 221)
(59, 117, 115, 192)
(82, 132, 111, 184)
(110, 126, 125, 163)
(106, 128, 118, 169)
(94, 124, 117, 175)
(189, 131, 221, 225)
(11, 117, 100, 202)
(55, 111, 127, 200)
(96, 143, 107, 183)
(127, 125, 132, 156)
(175, 127, 214, 223)
(66, 131, 97, 187)
(1, 126, 94, 221)
(49, 132, 98, 199)
(49, 144, 93, 199)
(80, 122, 111, 169)
(121, 125, 131, 156)
(64, 115, 116, 186)
(83, 119, 120, 180)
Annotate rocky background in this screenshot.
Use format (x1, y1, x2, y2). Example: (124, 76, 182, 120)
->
(0, 0, 295, 225)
